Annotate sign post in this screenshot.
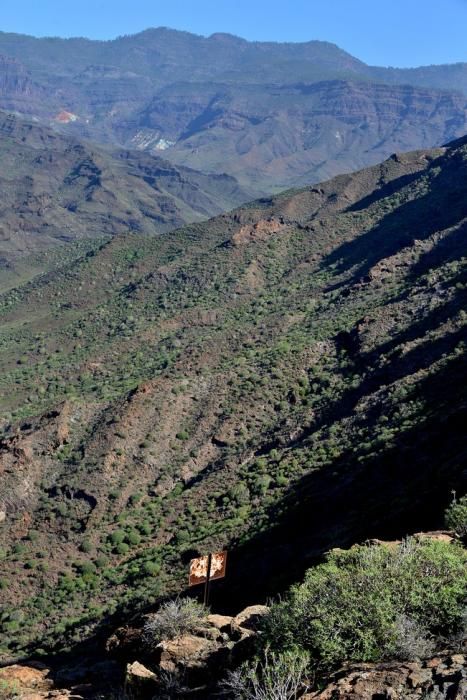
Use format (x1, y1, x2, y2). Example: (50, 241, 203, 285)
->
(189, 550, 227, 607)
(203, 553, 212, 606)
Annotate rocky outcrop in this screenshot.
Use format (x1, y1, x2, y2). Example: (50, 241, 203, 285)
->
(232, 218, 286, 246)
(0, 660, 121, 699)
(120, 605, 268, 696)
(230, 604, 269, 632)
(2, 612, 465, 699)
(305, 653, 467, 700)
(139, 79, 467, 192)
(0, 663, 55, 699)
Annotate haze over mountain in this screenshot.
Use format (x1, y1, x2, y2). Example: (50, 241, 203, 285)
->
(0, 28, 466, 192)
(0, 135, 465, 662)
(0, 110, 250, 266)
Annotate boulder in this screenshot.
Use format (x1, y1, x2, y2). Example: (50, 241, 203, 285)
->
(206, 613, 234, 632)
(125, 661, 158, 698)
(126, 660, 157, 681)
(156, 633, 229, 687)
(232, 605, 269, 632)
(451, 654, 465, 666)
(0, 664, 53, 693)
(230, 604, 270, 641)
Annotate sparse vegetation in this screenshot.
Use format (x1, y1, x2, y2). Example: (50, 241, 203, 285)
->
(0, 136, 466, 660)
(224, 648, 309, 700)
(143, 598, 208, 646)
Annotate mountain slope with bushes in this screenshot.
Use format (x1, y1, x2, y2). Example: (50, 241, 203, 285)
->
(0, 136, 466, 662)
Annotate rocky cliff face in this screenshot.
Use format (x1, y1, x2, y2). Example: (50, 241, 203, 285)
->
(0, 55, 44, 113)
(139, 79, 467, 190)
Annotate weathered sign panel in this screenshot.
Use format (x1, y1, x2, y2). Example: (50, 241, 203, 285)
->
(189, 551, 227, 586)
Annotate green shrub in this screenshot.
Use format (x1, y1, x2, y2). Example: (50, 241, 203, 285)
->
(126, 530, 141, 546)
(129, 493, 142, 505)
(138, 520, 152, 536)
(444, 495, 467, 537)
(56, 503, 68, 517)
(142, 561, 160, 576)
(229, 483, 250, 505)
(76, 561, 95, 576)
(263, 539, 467, 671)
(252, 475, 272, 495)
(94, 555, 109, 569)
(115, 542, 130, 556)
(109, 530, 125, 545)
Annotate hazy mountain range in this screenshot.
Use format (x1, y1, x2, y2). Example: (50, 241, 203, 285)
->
(0, 28, 466, 193)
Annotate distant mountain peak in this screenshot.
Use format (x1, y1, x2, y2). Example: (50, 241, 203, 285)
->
(208, 32, 247, 43)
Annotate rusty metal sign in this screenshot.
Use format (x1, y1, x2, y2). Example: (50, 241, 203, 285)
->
(189, 551, 227, 587)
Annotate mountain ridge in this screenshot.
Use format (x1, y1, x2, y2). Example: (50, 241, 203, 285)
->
(0, 110, 253, 264)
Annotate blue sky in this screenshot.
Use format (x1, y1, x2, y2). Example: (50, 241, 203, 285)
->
(1, 0, 466, 68)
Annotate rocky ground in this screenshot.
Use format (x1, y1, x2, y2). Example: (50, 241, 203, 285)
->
(1, 610, 465, 699)
(305, 653, 467, 700)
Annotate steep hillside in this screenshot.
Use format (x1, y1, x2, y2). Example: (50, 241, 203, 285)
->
(0, 29, 466, 192)
(0, 111, 251, 263)
(0, 137, 465, 661)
